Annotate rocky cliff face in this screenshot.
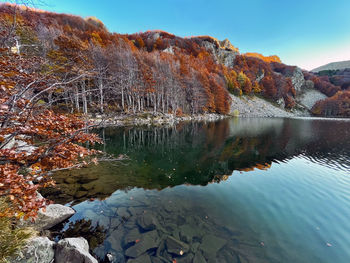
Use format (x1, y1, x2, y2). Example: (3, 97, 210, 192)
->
(200, 38, 239, 67)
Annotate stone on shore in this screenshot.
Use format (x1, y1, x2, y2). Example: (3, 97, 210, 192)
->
(55, 237, 98, 263)
(32, 204, 75, 230)
(14, 236, 55, 263)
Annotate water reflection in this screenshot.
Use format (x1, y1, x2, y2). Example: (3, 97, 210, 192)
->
(42, 118, 350, 204)
(43, 118, 350, 263)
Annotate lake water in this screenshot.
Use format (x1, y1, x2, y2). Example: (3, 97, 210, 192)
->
(45, 118, 350, 263)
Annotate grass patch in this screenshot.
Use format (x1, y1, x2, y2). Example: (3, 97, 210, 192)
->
(0, 198, 36, 263)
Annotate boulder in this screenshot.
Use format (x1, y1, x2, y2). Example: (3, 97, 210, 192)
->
(55, 237, 98, 263)
(14, 236, 55, 263)
(32, 204, 75, 230)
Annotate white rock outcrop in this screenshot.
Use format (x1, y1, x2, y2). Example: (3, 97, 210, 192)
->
(14, 236, 55, 263)
(33, 204, 75, 230)
(55, 237, 98, 263)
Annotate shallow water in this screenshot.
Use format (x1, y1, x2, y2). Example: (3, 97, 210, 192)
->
(46, 118, 350, 263)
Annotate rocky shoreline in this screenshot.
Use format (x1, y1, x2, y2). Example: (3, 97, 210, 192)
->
(12, 103, 319, 263)
(13, 198, 99, 262)
(90, 112, 230, 127)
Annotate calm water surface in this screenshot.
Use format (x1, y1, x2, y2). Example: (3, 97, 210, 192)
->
(45, 118, 350, 263)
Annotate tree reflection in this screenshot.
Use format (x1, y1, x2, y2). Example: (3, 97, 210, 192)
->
(42, 118, 350, 204)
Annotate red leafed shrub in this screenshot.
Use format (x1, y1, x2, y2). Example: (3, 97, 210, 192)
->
(312, 90, 350, 117)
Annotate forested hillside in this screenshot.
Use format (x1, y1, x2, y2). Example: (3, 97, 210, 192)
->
(0, 3, 349, 117)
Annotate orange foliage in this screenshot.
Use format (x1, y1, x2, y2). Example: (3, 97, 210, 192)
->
(245, 52, 281, 63)
(312, 90, 350, 117)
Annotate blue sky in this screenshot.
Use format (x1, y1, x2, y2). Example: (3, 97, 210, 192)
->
(8, 0, 350, 70)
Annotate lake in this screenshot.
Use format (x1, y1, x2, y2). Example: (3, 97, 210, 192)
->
(44, 117, 350, 263)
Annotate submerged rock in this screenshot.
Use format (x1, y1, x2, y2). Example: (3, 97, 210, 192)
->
(199, 234, 227, 259)
(176, 253, 194, 263)
(179, 224, 201, 243)
(31, 204, 75, 230)
(127, 253, 152, 263)
(137, 212, 159, 231)
(117, 207, 131, 218)
(193, 251, 206, 263)
(14, 236, 55, 263)
(75, 190, 88, 198)
(55, 237, 98, 263)
(165, 235, 190, 256)
(124, 228, 141, 246)
(106, 251, 125, 263)
(105, 228, 124, 252)
(125, 230, 159, 258)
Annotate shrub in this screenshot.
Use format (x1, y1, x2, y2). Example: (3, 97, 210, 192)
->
(0, 198, 36, 263)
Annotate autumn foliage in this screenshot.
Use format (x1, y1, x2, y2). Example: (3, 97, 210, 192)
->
(312, 90, 350, 117)
(0, 44, 101, 218)
(245, 52, 281, 63)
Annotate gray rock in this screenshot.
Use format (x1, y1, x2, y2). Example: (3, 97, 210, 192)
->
(77, 173, 99, 184)
(177, 253, 194, 263)
(105, 228, 124, 252)
(14, 236, 55, 263)
(199, 235, 227, 259)
(165, 235, 189, 256)
(190, 242, 200, 253)
(110, 217, 122, 229)
(117, 207, 131, 218)
(127, 253, 152, 263)
(128, 207, 145, 216)
(150, 256, 167, 263)
(31, 204, 75, 230)
(291, 67, 305, 94)
(98, 215, 110, 228)
(75, 190, 88, 198)
(137, 213, 159, 231)
(55, 237, 98, 263)
(106, 251, 125, 263)
(123, 217, 138, 230)
(124, 228, 141, 246)
(297, 88, 327, 110)
(276, 98, 285, 109)
(193, 251, 206, 263)
(179, 224, 201, 243)
(172, 228, 180, 240)
(125, 230, 159, 258)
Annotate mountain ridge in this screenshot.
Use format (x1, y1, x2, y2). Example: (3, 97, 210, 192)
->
(0, 3, 349, 117)
(312, 60, 350, 72)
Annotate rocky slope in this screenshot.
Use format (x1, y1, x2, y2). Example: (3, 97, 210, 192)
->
(229, 95, 307, 117)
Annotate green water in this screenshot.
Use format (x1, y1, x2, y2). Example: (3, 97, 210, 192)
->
(46, 118, 350, 263)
